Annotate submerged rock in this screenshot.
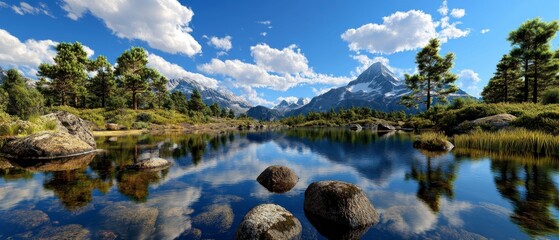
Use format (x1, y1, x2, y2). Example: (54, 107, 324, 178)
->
(0, 210, 50, 230)
(131, 157, 171, 170)
(33, 224, 90, 240)
(43, 111, 96, 148)
(193, 204, 234, 233)
(1, 132, 95, 159)
(100, 202, 159, 239)
(304, 181, 379, 229)
(256, 165, 299, 193)
(236, 204, 302, 240)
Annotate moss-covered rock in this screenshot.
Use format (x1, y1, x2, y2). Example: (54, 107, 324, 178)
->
(236, 204, 302, 240)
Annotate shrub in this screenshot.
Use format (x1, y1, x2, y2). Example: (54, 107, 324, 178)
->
(136, 112, 153, 122)
(542, 88, 559, 105)
(513, 111, 559, 134)
(413, 132, 451, 151)
(132, 121, 150, 129)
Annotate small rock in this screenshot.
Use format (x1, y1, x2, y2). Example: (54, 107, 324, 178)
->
(256, 165, 299, 193)
(131, 157, 171, 170)
(304, 181, 379, 229)
(349, 124, 362, 131)
(105, 123, 121, 131)
(236, 204, 302, 240)
(97, 230, 118, 240)
(107, 137, 118, 142)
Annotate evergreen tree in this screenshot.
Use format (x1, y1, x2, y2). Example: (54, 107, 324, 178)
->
(88, 55, 115, 108)
(115, 47, 162, 110)
(508, 18, 559, 102)
(188, 89, 206, 112)
(38, 42, 89, 106)
(150, 75, 168, 109)
(228, 109, 235, 119)
(401, 38, 458, 110)
(220, 108, 228, 118)
(210, 103, 220, 117)
(3, 69, 44, 119)
(170, 91, 189, 114)
(482, 55, 523, 103)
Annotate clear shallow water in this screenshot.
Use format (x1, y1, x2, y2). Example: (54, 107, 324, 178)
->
(0, 129, 558, 239)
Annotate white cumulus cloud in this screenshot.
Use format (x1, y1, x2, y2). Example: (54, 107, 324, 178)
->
(207, 36, 232, 51)
(61, 0, 202, 56)
(251, 44, 309, 74)
(147, 53, 219, 89)
(481, 29, 490, 34)
(341, 1, 470, 55)
(341, 10, 438, 54)
(0, 28, 94, 78)
(10, 2, 53, 17)
(450, 8, 465, 18)
(457, 69, 482, 97)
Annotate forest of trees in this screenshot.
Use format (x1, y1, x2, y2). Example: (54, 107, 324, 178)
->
(482, 18, 559, 104)
(1, 43, 236, 120)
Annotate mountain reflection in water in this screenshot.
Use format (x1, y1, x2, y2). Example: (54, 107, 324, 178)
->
(0, 129, 558, 239)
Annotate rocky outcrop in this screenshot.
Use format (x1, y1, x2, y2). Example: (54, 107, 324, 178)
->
(1, 132, 95, 159)
(455, 113, 517, 134)
(236, 204, 302, 240)
(131, 157, 171, 170)
(377, 122, 396, 131)
(256, 165, 299, 193)
(304, 181, 379, 229)
(43, 111, 96, 148)
(349, 124, 362, 131)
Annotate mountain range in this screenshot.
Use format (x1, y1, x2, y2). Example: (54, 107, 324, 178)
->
(247, 62, 471, 120)
(167, 77, 252, 113)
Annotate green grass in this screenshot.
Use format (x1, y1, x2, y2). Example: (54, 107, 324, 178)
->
(454, 128, 559, 157)
(414, 132, 450, 151)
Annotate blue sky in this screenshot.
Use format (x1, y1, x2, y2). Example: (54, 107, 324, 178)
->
(1, 0, 558, 107)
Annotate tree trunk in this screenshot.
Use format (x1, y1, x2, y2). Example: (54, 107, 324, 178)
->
(524, 59, 529, 102)
(101, 93, 106, 108)
(504, 71, 508, 103)
(133, 90, 137, 110)
(426, 78, 431, 110)
(533, 61, 538, 103)
(61, 91, 66, 106)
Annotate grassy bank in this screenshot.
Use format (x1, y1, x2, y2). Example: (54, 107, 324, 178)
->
(454, 129, 559, 157)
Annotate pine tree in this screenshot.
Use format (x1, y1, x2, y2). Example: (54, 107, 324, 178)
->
(3, 69, 44, 119)
(508, 18, 559, 102)
(228, 109, 235, 119)
(38, 42, 89, 106)
(482, 54, 523, 103)
(210, 103, 220, 117)
(150, 75, 168, 109)
(115, 47, 162, 110)
(400, 38, 458, 110)
(170, 91, 189, 114)
(88, 56, 115, 108)
(188, 89, 206, 112)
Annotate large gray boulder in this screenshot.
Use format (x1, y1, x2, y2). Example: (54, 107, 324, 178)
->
(455, 113, 517, 134)
(236, 204, 302, 240)
(43, 111, 96, 148)
(304, 181, 379, 228)
(257, 165, 299, 193)
(1, 132, 95, 159)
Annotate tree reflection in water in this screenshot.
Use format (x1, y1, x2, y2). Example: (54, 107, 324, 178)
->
(491, 160, 559, 237)
(406, 150, 457, 213)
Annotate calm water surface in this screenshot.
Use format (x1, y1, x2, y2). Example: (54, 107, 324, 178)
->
(1, 129, 559, 239)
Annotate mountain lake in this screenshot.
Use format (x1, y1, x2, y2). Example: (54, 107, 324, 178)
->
(0, 129, 558, 239)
